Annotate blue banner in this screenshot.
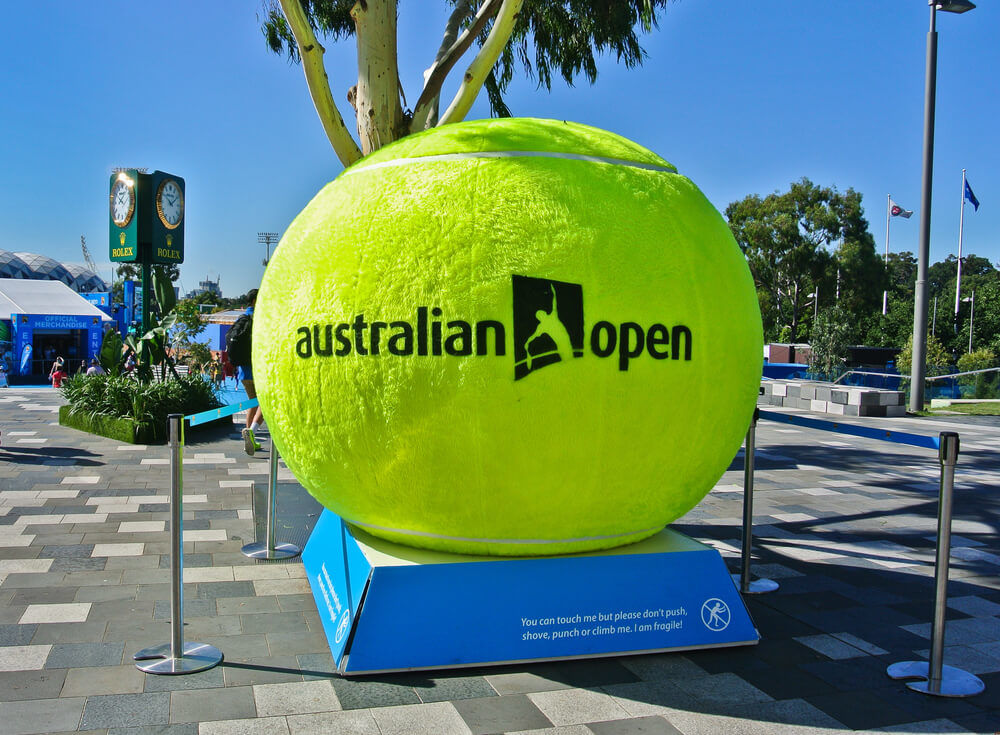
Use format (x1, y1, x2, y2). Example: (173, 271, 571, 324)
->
(304, 510, 758, 673)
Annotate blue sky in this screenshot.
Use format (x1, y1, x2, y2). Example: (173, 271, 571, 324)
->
(1, 1, 997, 299)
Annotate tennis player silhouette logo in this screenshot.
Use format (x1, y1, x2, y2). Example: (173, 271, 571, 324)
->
(512, 275, 584, 381)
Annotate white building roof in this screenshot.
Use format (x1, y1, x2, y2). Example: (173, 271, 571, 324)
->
(0, 278, 112, 321)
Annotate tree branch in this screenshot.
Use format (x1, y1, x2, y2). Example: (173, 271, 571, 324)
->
(279, 0, 362, 166)
(410, 0, 501, 133)
(438, 0, 524, 127)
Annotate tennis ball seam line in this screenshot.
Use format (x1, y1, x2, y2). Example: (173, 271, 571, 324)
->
(348, 519, 664, 545)
(344, 150, 678, 177)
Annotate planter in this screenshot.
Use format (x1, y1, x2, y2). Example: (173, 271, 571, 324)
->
(58, 405, 230, 444)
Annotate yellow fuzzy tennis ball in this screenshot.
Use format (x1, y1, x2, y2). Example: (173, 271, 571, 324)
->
(254, 118, 762, 556)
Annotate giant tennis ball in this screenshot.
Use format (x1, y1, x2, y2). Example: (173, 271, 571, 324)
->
(254, 118, 762, 557)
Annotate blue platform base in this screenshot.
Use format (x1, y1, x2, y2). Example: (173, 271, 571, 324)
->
(303, 510, 758, 675)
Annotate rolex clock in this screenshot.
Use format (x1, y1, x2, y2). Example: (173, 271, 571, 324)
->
(109, 169, 140, 262)
(150, 171, 185, 264)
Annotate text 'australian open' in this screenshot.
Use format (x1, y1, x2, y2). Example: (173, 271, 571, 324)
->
(293, 307, 693, 372)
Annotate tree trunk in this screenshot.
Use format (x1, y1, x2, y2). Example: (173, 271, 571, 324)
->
(352, 0, 405, 154)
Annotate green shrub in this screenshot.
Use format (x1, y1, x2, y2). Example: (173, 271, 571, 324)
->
(895, 334, 951, 377)
(956, 348, 999, 399)
(61, 374, 222, 441)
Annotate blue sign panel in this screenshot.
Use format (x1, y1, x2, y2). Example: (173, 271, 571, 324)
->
(82, 292, 112, 316)
(301, 512, 372, 666)
(303, 510, 758, 674)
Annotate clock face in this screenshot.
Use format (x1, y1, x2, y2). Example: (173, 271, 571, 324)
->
(156, 179, 184, 229)
(110, 179, 135, 227)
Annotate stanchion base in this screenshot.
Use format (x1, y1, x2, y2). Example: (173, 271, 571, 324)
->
(886, 660, 985, 698)
(241, 541, 302, 560)
(731, 574, 779, 594)
(133, 642, 223, 675)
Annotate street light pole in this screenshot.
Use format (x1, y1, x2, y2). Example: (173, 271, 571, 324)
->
(966, 291, 975, 353)
(259, 232, 280, 269)
(909, 0, 975, 413)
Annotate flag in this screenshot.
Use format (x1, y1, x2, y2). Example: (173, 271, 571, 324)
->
(964, 179, 980, 211)
(889, 199, 913, 218)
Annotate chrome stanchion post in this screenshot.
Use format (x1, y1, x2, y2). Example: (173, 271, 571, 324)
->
(887, 432, 984, 697)
(134, 415, 223, 675)
(242, 447, 301, 560)
(733, 408, 777, 595)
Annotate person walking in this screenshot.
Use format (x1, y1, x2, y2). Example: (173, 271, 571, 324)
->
(49, 357, 67, 388)
(227, 289, 264, 456)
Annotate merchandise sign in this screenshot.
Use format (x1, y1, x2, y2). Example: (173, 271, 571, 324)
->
(303, 510, 758, 674)
(10, 314, 104, 375)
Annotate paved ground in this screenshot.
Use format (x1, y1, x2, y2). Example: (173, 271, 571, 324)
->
(0, 387, 998, 734)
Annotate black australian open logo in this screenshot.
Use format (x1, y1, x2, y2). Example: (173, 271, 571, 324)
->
(512, 275, 585, 381)
(292, 273, 691, 377)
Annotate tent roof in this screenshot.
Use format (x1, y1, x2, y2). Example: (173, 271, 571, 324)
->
(0, 278, 112, 321)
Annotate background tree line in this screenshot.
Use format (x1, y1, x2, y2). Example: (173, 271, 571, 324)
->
(727, 178, 999, 370)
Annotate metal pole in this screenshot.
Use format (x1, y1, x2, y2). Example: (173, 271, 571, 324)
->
(169, 415, 183, 658)
(909, 3, 938, 413)
(734, 408, 777, 595)
(884, 193, 891, 315)
(954, 169, 966, 320)
(968, 291, 974, 353)
(242, 447, 301, 560)
(932, 297, 937, 336)
(134, 415, 223, 675)
(886, 432, 984, 696)
(928, 433, 958, 692)
(266, 447, 279, 552)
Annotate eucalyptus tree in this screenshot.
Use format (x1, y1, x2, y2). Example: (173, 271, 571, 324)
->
(261, 0, 672, 165)
(726, 179, 880, 344)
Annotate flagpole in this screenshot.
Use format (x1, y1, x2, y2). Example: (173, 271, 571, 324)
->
(954, 168, 966, 320)
(883, 193, 891, 315)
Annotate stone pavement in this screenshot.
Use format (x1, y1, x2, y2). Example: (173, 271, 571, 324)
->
(0, 387, 998, 734)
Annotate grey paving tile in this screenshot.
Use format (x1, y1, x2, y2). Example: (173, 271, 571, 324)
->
(587, 716, 684, 735)
(142, 663, 225, 692)
(618, 654, 709, 682)
(39, 544, 95, 558)
(107, 725, 199, 735)
(30, 620, 108, 644)
(330, 677, 421, 710)
(406, 674, 498, 704)
(194, 581, 256, 599)
(198, 717, 290, 735)
(222, 656, 304, 687)
(0, 696, 86, 734)
(62, 665, 145, 697)
(263, 630, 329, 657)
(485, 671, 572, 695)
(216, 596, 281, 616)
(370, 701, 472, 735)
(452, 693, 552, 734)
(253, 680, 341, 716)
(49, 557, 108, 572)
(286, 709, 379, 735)
(296, 652, 338, 681)
(169, 685, 256, 724)
(527, 689, 629, 727)
(46, 641, 126, 669)
(241, 611, 309, 635)
(0, 622, 37, 645)
(0, 668, 67, 701)
(80, 692, 171, 730)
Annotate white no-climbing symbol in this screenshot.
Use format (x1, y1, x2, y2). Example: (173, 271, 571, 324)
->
(701, 598, 731, 631)
(335, 609, 351, 644)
